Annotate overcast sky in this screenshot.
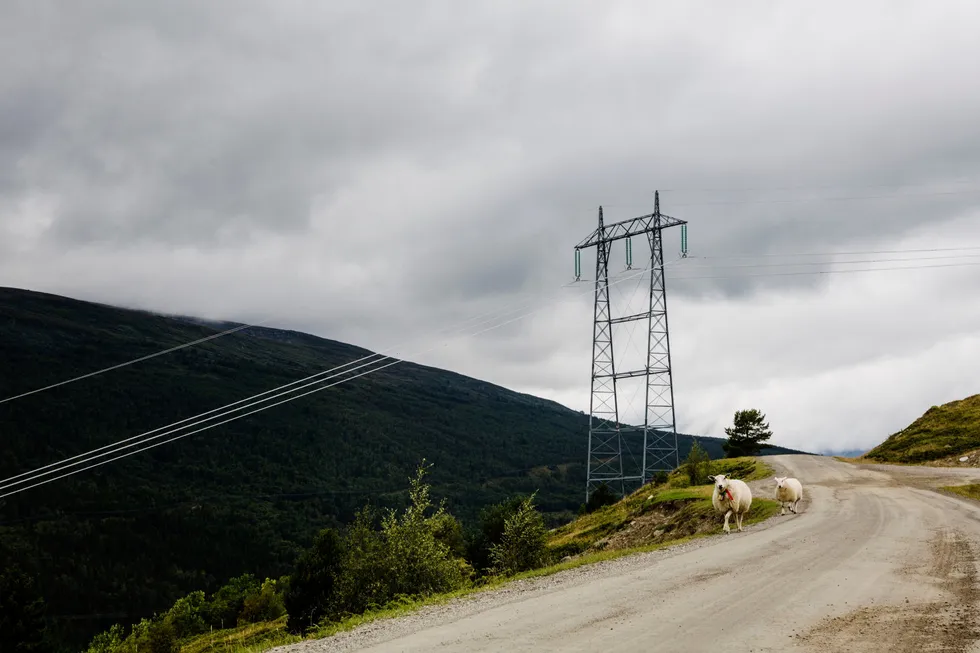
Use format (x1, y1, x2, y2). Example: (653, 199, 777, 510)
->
(3, 1, 980, 455)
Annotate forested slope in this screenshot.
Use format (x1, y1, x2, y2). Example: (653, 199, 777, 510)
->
(0, 287, 805, 650)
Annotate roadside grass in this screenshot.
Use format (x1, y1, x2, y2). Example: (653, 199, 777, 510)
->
(941, 484, 980, 502)
(178, 618, 299, 653)
(177, 456, 779, 653)
(834, 456, 914, 466)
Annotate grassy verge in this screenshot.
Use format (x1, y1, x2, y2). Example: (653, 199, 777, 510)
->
(941, 484, 980, 502)
(177, 457, 779, 653)
(178, 618, 299, 653)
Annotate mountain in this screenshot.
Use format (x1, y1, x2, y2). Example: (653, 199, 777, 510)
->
(0, 287, 806, 651)
(863, 394, 980, 464)
(823, 449, 868, 458)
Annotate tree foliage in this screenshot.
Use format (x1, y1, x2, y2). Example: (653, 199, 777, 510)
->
(583, 483, 618, 514)
(488, 493, 548, 576)
(464, 495, 528, 576)
(722, 409, 773, 458)
(0, 564, 51, 653)
(283, 528, 344, 634)
(683, 440, 712, 485)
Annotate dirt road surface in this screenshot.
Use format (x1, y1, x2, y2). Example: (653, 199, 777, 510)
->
(276, 455, 980, 653)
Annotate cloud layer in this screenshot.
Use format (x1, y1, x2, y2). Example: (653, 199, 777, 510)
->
(3, 1, 980, 454)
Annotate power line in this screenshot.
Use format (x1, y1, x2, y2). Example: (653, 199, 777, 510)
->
(0, 263, 673, 499)
(687, 245, 980, 260)
(670, 259, 980, 280)
(658, 176, 980, 194)
(667, 188, 980, 207)
(0, 318, 270, 405)
(675, 252, 980, 271)
(7, 242, 977, 407)
(5, 248, 979, 498)
(0, 276, 592, 489)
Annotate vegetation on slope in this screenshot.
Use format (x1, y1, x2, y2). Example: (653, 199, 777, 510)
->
(80, 456, 781, 653)
(863, 394, 980, 464)
(548, 456, 779, 558)
(0, 287, 805, 651)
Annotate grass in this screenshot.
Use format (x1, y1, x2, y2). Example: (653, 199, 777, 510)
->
(178, 618, 300, 653)
(863, 394, 980, 464)
(941, 484, 980, 502)
(545, 456, 777, 555)
(176, 456, 781, 653)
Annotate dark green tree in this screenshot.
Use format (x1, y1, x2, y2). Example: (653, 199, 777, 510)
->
(283, 528, 344, 634)
(722, 409, 773, 458)
(465, 495, 527, 575)
(583, 483, 618, 513)
(0, 564, 50, 653)
(488, 493, 548, 576)
(683, 440, 712, 485)
(205, 573, 261, 629)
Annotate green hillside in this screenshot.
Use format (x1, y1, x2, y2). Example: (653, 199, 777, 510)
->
(863, 394, 980, 464)
(0, 287, 805, 651)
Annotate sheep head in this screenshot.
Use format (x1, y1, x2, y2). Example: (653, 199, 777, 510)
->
(774, 476, 787, 488)
(709, 474, 730, 495)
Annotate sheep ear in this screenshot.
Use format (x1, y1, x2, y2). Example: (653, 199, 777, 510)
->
(707, 475, 716, 482)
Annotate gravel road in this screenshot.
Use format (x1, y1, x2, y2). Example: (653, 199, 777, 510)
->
(273, 455, 980, 652)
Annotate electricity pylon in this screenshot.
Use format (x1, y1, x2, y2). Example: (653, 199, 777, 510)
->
(573, 191, 687, 500)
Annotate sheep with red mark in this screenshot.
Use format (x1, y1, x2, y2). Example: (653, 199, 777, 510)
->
(710, 474, 753, 534)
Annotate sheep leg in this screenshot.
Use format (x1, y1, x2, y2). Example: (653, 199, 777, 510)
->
(792, 498, 800, 514)
(736, 511, 744, 532)
(723, 509, 732, 533)
(780, 500, 786, 516)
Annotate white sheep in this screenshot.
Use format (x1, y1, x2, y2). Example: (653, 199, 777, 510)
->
(774, 476, 803, 515)
(709, 474, 753, 534)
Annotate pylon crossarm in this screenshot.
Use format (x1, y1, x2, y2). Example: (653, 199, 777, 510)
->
(575, 213, 687, 250)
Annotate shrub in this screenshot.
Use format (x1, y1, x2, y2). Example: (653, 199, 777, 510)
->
(284, 528, 344, 634)
(0, 564, 50, 653)
(205, 573, 260, 629)
(489, 492, 547, 576)
(144, 618, 178, 653)
(84, 624, 124, 653)
(465, 495, 527, 575)
(583, 483, 618, 513)
(240, 578, 286, 624)
(165, 590, 207, 639)
(430, 511, 467, 558)
(323, 461, 469, 622)
(683, 440, 712, 486)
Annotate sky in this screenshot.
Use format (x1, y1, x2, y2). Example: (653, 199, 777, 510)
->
(3, 0, 980, 455)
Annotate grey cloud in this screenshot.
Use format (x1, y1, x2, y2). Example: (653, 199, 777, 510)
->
(3, 1, 980, 453)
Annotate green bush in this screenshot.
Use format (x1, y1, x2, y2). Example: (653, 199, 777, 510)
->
(0, 564, 51, 653)
(465, 495, 527, 575)
(284, 528, 344, 634)
(144, 619, 178, 653)
(331, 462, 468, 618)
(683, 440, 712, 486)
(583, 483, 618, 514)
(205, 573, 261, 628)
(165, 590, 207, 639)
(84, 624, 123, 653)
(240, 578, 286, 625)
(489, 492, 547, 576)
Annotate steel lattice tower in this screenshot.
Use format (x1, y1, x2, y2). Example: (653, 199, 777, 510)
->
(574, 191, 687, 500)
